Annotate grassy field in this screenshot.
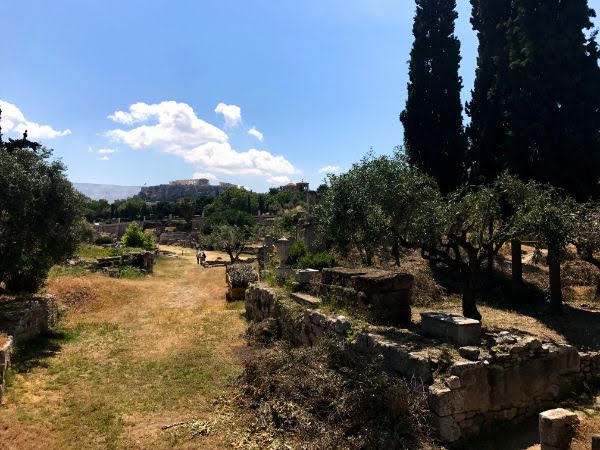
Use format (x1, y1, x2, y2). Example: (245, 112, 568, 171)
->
(0, 249, 247, 449)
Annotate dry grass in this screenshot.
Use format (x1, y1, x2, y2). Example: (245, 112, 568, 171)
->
(0, 248, 247, 449)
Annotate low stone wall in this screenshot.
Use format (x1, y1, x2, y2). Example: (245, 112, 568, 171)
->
(245, 283, 432, 381)
(0, 294, 58, 401)
(429, 338, 600, 443)
(0, 295, 58, 343)
(0, 337, 13, 401)
(245, 283, 600, 445)
(72, 251, 157, 275)
(319, 267, 413, 325)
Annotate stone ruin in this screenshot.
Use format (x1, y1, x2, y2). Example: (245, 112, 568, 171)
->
(244, 278, 600, 445)
(319, 267, 414, 325)
(0, 295, 58, 401)
(70, 251, 157, 277)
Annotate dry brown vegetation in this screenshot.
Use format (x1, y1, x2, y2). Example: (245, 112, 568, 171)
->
(0, 248, 247, 449)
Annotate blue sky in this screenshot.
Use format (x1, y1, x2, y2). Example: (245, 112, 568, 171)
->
(1, 0, 599, 192)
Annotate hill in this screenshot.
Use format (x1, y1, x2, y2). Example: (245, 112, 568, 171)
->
(74, 183, 142, 202)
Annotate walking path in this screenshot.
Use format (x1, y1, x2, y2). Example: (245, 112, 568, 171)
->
(0, 249, 246, 449)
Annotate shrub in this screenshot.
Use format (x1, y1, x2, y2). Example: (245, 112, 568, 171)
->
(170, 219, 189, 232)
(0, 136, 84, 292)
(95, 236, 113, 246)
(227, 263, 258, 288)
(298, 251, 336, 270)
(287, 240, 309, 266)
(121, 222, 155, 250)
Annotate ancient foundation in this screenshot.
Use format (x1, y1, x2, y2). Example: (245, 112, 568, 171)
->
(0, 294, 58, 401)
(245, 282, 600, 444)
(320, 267, 413, 325)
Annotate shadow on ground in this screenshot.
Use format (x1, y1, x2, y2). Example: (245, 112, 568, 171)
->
(11, 330, 74, 373)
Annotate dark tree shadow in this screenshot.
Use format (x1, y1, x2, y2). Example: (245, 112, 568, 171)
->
(11, 330, 73, 373)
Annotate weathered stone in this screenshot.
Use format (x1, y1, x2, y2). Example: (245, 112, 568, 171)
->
(294, 269, 319, 285)
(446, 375, 461, 389)
(459, 346, 481, 361)
(290, 292, 321, 308)
(434, 415, 461, 443)
(421, 312, 481, 346)
(539, 408, 580, 450)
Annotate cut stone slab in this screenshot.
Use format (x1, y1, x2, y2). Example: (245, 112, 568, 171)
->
(290, 292, 322, 308)
(539, 408, 580, 450)
(459, 346, 481, 361)
(421, 312, 481, 346)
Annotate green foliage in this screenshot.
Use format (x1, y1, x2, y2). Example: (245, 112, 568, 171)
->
(400, 0, 466, 193)
(121, 222, 155, 251)
(0, 134, 84, 292)
(95, 236, 113, 246)
(202, 208, 255, 234)
(170, 219, 189, 232)
(207, 224, 254, 262)
(116, 197, 148, 221)
(176, 197, 195, 226)
(118, 266, 146, 279)
(466, 0, 600, 199)
(287, 241, 309, 266)
(315, 156, 389, 266)
(298, 252, 336, 271)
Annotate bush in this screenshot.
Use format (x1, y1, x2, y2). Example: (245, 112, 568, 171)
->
(121, 222, 155, 250)
(170, 219, 189, 232)
(298, 251, 336, 270)
(227, 263, 258, 288)
(94, 236, 113, 246)
(287, 240, 309, 266)
(0, 137, 84, 292)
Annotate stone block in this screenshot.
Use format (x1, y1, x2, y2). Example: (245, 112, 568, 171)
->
(290, 292, 321, 308)
(434, 414, 461, 443)
(539, 408, 579, 450)
(459, 346, 481, 361)
(294, 269, 319, 285)
(421, 312, 481, 346)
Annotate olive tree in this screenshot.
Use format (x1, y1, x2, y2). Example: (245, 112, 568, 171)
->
(0, 132, 83, 292)
(517, 184, 577, 312)
(208, 224, 254, 263)
(315, 162, 389, 266)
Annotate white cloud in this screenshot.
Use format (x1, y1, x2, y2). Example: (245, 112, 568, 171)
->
(107, 101, 298, 182)
(98, 148, 115, 154)
(248, 127, 264, 141)
(214, 102, 241, 127)
(99, 156, 110, 161)
(193, 172, 217, 181)
(0, 100, 71, 139)
(318, 165, 342, 174)
(267, 175, 292, 185)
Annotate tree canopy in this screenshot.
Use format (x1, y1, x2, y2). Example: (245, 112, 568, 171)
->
(400, 0, 466, 193)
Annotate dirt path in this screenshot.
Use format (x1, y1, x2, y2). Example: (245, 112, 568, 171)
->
(0, 249, 247, 449)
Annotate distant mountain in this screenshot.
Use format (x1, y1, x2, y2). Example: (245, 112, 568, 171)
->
(74, 183, 142, 203)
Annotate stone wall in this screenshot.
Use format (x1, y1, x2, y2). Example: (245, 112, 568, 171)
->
(319, 267, 413, 325)
(429, 338, 600, 443)
(0, 337, 13, 401)
(0, 295, 58, 344)
(0, 294, 59, 402)
(245, 283, 600, 445)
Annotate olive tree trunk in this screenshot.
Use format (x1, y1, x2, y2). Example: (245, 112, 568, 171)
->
(547, 244, 563, 312)
(511, 239, 523, 300)
(462, 260, 482, 321)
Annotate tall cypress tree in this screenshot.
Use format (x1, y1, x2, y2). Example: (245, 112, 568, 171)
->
(505, 0, 600, 201)
(400, 0, 466, 193)
(465, 0, 512, 184)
